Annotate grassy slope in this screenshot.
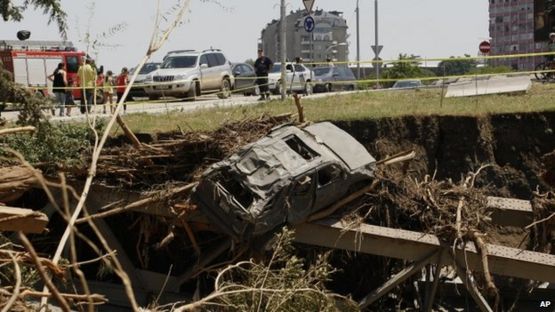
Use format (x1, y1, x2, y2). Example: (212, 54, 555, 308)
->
(116, 83, 555, 134)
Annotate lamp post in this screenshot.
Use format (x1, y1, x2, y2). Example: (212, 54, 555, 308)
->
(325, 42, 347, 61)
(356, 0, 360, 79)
(280, 0, 287, 100)
(374, 0, 380, 87)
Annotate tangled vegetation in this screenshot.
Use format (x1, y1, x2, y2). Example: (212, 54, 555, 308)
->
(170, 229, 358, 312)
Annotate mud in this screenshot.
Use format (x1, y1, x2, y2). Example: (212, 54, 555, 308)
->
(334, 111, 555, 198)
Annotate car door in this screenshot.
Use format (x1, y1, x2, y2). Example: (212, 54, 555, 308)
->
(242, 64, 256, 88)
(206, 53, 220, 90)
(293, 64, 307, 90)
(232, 65, 246, 90)
(288, 171, 316, 224)
(312, 163, 347, 213)
(284, 63, 295, 91)
(199, 54, 210, 91)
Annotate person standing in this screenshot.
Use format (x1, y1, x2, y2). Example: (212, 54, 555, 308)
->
(65, 78, 75, 117)
(104, 70, 115, 114)
(48, 63, 67, 117)
(254, 48, 273, 101)
(77, 58, 97, 114)
(116, 67, 132, 112)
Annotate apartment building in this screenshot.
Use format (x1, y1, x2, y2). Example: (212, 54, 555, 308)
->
(489, 0, 554, 70)
(260, 9, 349, 63)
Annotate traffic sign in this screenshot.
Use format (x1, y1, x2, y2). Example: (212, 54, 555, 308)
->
(479, 41, 491, 54)
(304, 16, 315, 33)
(371, 45, 383, 56)
(303, 0, 315, 14)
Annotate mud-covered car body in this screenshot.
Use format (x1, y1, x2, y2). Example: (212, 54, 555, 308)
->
(192, 122, 376, 240)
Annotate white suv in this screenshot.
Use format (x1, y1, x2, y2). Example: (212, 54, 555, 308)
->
(144, 49, 235, 100)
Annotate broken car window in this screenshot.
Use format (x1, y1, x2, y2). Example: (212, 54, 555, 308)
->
(215, 172, 254, 208)
(294, 175, 312, 195)
(317, 164, 342, 187)
(285, 135, 319, 160)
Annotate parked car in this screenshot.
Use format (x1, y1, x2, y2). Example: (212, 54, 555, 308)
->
(192, 122, 376, 241)
(143, 49, 235, 100)
(268, 63, 314, 95)
(313, 66, 357, 93)
(232, 63, 258, 96)
(129, 62, 160, 97)
(391, 79, 423, 89)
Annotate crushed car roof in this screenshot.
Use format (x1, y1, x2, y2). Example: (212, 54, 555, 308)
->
(230, 122, 375, 192)
(304, 122, 376, 170)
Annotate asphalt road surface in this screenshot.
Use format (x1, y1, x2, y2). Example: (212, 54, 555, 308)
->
(1, 90, 360, 122)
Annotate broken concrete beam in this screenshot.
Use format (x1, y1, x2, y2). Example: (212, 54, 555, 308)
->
(294, 219, 555, 283)
(486, 196, 534, 227)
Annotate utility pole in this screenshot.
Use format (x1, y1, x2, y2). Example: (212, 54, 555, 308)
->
(356, 0, 361, 79)
(280, 0, 287, 101)
(374, 0, 380, 86)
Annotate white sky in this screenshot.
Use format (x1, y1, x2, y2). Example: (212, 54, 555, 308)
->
(0, 0, 489, 70)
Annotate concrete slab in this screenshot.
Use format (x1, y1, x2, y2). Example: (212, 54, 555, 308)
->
(445, 75, 532, 98)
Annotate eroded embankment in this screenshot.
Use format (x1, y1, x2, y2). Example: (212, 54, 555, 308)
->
(28, 111, 554, 310)
(97, 111, 555, 198)
(335, 111, 555, 198)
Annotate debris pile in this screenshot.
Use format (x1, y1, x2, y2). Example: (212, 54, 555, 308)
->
(344, 165, 494, 244)
(0, 113, 553, 311)
(88, 113, 293, 188)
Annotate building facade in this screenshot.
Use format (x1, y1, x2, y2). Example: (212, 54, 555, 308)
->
(260, 9, 349, 64)
(489, 0, 551, 70)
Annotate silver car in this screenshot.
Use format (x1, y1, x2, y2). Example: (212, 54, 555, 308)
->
(313, 66, 357, 93)
(192, 122, 376, 241)
(129, 62, 160, 97)
(143, 49, 235, 100)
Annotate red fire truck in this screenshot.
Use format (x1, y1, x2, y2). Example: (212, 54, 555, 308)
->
(0, 40, 86, 100)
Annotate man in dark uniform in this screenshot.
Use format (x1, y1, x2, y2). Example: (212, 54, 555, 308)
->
(254, 48, 273, 101)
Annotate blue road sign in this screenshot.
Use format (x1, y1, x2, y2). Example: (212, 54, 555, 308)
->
(304, 16, 315, 33)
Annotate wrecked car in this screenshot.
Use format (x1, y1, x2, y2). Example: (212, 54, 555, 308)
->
(192, 122, 376, 240)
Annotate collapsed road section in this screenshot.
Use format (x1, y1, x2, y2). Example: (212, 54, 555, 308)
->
(0, 112, 554, 311)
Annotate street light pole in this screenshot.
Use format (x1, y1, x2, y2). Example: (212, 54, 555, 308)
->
(325, 42, 347, 60)
(374, 0, 380, 86)
(280, 0, 287, 100)
(356, 0, 361, 79)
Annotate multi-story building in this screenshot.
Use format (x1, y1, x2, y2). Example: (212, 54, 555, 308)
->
(260, 9, 349, 63)
(489, 0, 553, 70)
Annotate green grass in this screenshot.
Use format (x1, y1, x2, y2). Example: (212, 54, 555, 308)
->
(115, 83, 555, 134)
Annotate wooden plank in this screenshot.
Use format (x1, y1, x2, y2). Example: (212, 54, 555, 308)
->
(0, 206, 48, 233)
(359, 251, 437, 309)
(85, 184, 177, 218)
(293, 219, 555, 283)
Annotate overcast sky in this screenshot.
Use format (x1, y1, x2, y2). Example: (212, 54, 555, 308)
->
(0, 0, 489, 70)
